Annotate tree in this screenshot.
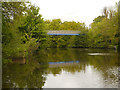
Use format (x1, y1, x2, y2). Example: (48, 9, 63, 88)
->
(44, 20, 51, 30)
(2, 2, 47, 64)
(2, 2, 28, 63)
(103, 7, 109, 19)
(89, 3, 118, 48)
(118, 1, 120, 51)
(49, 19, 61, 30)
(59, 21, 86, 30)
(93, 16, 105, 23)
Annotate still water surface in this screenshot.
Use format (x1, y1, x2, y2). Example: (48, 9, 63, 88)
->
(3, 48, 119, 88)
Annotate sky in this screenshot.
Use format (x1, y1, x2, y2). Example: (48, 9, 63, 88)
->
(30, 0, 119, 27)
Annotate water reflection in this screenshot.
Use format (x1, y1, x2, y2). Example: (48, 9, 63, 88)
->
(3, 53, 49, 88)
(43, 65, 110, 88)
(88, 53, 112, 55)
(3, 48, 119, 88)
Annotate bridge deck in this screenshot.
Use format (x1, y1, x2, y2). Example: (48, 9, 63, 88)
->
(47, 30, 81, 35)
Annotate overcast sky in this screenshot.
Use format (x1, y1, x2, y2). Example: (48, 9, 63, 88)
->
(30, 0, 119, 27)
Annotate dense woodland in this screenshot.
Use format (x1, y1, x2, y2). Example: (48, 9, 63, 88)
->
(2, 2, 119, 64)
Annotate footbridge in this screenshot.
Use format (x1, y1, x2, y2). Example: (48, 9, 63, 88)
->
(47, 30, 81, 35)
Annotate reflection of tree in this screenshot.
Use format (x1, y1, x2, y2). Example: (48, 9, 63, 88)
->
(46, 48, 118, 87)
(48, 62, 86, 75)
(88, 54, 118, 87)
(3, 48, 119, 88)
(48, 67, 62, 76)
(3, 51, 49, 88)
(47, 48, 88, 62)
(46, 48, 88, 75)
(3, 63, 48, 88)
(25, 67, 47, 88)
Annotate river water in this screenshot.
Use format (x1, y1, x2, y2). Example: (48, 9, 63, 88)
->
(2, 48, 119, 88)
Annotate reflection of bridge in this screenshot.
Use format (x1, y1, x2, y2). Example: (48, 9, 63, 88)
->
(49, 61, 80, 68)
(47, 30, 81, 35)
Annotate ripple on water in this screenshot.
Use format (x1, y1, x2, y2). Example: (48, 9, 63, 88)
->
(88, 53, 112, 56)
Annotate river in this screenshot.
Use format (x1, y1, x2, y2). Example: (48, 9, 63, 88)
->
(2, 48, 119, 88)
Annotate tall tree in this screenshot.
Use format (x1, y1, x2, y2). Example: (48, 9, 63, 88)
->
(49, 19, 61, 30)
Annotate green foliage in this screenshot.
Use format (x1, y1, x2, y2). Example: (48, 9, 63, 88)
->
(93, 16, 105, 23)
(74, 34, 88, 48)
(89, 4, 118, 48)
(118, 2, 120, 51)
(50, 19, 62, 30)
(59, 21, 86, 30)
(19, 4, 46, 42)
(44, 19, 62, 30)
(2, 2, 47, 64)
(2, 58, 12, 65)
(44, 19, 86, 31)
